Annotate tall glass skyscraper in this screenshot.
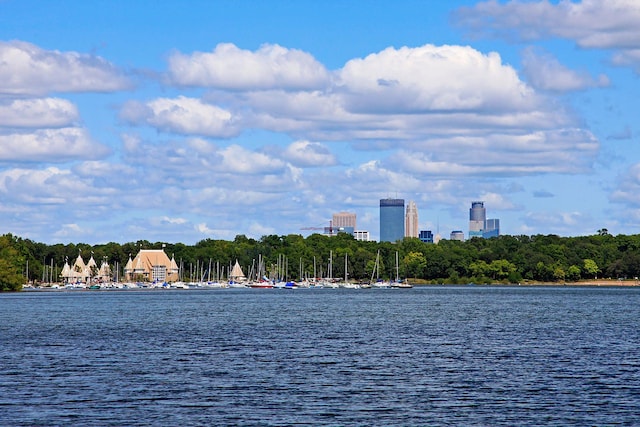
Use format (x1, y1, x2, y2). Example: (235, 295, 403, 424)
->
(469, 201, 486, 238)
(380, 198, 405, 242)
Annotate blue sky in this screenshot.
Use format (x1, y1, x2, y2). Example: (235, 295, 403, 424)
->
(1, 0, 640, 244)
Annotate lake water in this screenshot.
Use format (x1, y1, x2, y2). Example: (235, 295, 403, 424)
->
(1, 286, 639, 426)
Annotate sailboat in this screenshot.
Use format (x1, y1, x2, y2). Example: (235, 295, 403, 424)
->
(391, 251, 413, 288)
(370, 250, 389, 288)
(341, 253, 360, 289)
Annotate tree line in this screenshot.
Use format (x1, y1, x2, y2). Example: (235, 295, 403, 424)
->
(1, 230, 639, 291)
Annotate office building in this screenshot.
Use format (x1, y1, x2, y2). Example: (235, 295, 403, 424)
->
(354, 230, 370, 241)
(405, 200, 419, 238)
(469, 201, 486, 238)
(332, 212, 356, 229)
(468, 201, 500, 239)
(419, 230, 434, 243)
(484, 218, 500, 238)
(380, 198, 405, 242)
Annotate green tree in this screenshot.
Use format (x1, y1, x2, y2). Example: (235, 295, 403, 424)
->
(583, 259, 599, 279)
(0, 234, 25, 291)
(403, 251, 426, 278)
(567, 265, 581, 281)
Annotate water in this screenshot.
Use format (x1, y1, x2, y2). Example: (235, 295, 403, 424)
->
(1, 286, 639, 426)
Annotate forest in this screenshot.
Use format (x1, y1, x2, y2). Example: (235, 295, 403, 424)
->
(2, 229, 640, 291)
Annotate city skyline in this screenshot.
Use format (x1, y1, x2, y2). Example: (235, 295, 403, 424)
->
(2, 1, 640, 244)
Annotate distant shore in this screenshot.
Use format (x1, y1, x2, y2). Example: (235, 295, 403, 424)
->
(518, 279, 640, 287)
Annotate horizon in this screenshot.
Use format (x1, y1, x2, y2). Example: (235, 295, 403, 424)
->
(2, 1, 640, 245)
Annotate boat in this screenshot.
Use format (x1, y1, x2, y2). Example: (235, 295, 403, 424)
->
(370, 250, 390, 288)
(341, 253, 360, 289)
(390, 251, 413, 288)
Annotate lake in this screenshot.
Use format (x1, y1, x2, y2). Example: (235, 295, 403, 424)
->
(1, 286, 639, 426)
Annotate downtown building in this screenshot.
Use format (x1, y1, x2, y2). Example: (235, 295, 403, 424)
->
(405, 200, 419, 238)
(380, 198, 405, 242)
(468, 201, 500, 239)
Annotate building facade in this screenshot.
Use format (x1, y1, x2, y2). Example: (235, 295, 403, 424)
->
(484, 218, 500, 238)
(419, 230, 434, 243)
(468, 201, 500, 239)
(60, 253, 111, 284)
(405, 200, 419, 238)
(469, 201, 486, 238)
(450, 230, 465, 241)
(354, 230, 370, 241)
(380, 198, 405, 242)
(332, 212, 356, 229)
(124, 249, 179, 283)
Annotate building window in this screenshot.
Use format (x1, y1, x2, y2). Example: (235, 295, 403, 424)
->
(152, 265, 166, 282)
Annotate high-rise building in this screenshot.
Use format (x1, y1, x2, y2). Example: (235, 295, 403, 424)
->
(380, 198, 405, 242)
(332, 212, 356, 229)
(484, 218, 500, 238)
(469, 201, 486, 239)
(468, 201, 500, 239)
(405, 201, 419, 238)
(419, 230, 434, 243)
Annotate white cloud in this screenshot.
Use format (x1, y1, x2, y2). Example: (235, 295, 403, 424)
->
(121, 96, 239, 138)
(218, 144, 288, 174)
(0, 166, 111, 205)
(610, 163, 640, 207)
(168, 42, 330, 90)
(161, 216, 188, 225)
(130, 42, 597, 178)
(0, 40, 131, 96)
(521, 47, 609, 92)
(337, 44, 537, 113)
(454, 0, 640, 72)
(0, 128, 111, 162)
(0, 98, 79, 128)
(521, 210, 591, 235)
(281, 140, 338, 167)
(197, 223, 216, 235)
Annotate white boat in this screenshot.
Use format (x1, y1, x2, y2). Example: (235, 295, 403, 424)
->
(390, 251, 412, 288)
(341, 253, 360, 289)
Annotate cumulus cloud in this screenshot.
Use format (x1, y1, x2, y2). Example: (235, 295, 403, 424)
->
(217, 144, 288, 174)
(0, 128, 111, 162)
(521, 47, 609, 92)
(167, 43, 330, 90)
(337, 44, 537, 113)
(121, 42, 601, 181)
(0, 40, 131, 96)
(0, 166, 109, 205)
(281, 140, 338, 167)
(0, 98, 79, 128)
(454, 0, 640, 72)
(121, 96, 239, 138)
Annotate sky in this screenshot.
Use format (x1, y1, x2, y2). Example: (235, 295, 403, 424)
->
(1, 0, 640, 245)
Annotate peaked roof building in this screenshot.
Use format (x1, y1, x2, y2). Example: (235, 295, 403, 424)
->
(124, 249, 179, 283)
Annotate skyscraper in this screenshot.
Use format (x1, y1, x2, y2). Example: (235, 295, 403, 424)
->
(332, 212, 356, 229)
(468, 201, 500, 238)
(405, 200, 419, 238)
(469, 201, 486, 238)
(484, 218, 500, 238)
(380, 198, 404, 242)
